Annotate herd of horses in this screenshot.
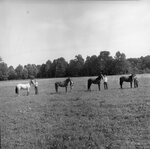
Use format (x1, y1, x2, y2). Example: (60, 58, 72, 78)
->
(15, 73, 138, 96)
(87, 73, 138, 90)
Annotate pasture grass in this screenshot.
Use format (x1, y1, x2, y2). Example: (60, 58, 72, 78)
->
(0, 74, 150, 149)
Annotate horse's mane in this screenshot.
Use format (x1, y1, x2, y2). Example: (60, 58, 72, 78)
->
(66, 78, 70, 81)
(96, 74, 103, 80)
(129, 74, 135, 79)
(30, 80, 34, 85)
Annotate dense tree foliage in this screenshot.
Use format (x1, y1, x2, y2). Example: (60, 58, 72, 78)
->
(68, 55, 84, 77)
(8, 66, 17, 80)
(0, 62, 8, 80)
(55, 57, 68, 77)
(1, 51, 150, 80)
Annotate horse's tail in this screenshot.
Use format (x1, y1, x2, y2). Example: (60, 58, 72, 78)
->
(55, 83, 58, 92)
(119, 77, 123, 88)
(15, 86, 18, 94)
(87, 79, 91, 90)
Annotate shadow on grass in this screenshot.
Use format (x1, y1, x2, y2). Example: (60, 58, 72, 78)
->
(49, 92, 70, 95)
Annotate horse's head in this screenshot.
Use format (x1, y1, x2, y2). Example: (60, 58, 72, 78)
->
(98, 74, 104, 80)
(65, 77, 71, 83)
(70, 80, 74, 87)
(129, 74, 136, 81)
(66, 77, 74, 86)
(95, 74, 103, 81)
(29, 79, 35, 86)
(131, 73, 136, 78)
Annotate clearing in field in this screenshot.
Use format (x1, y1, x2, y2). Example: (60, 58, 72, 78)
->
(0, 74, 150, 149)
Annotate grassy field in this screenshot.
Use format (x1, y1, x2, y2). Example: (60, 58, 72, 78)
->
(1, 74, 150, 149)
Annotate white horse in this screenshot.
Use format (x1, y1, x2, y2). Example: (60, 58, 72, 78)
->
(15, 80, 35, 96)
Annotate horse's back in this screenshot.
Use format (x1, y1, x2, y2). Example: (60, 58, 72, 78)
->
(88, 78, 92, 82)
(120, 76, 129, 81)
(17, 83, 30, 89)
(120, 76, 126, 79)
(55, 81, 65, 87)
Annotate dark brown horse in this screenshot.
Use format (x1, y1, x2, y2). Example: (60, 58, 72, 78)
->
(87, 74, 103, 91)
(119, 74, 135, 89)
(55, 78, 73, 93)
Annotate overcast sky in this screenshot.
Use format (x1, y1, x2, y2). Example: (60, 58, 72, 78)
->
(0, 0, 150, 67)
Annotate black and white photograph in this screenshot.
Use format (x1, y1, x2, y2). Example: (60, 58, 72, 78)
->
(0, 0, 150, 148)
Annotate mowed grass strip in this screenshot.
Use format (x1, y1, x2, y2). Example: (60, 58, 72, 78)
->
(0, 74, 150, 149)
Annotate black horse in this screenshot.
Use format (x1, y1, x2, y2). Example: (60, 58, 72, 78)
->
(119, 74, 135, 89)
(87, 74, 103, 91)
(55, 78, 73, 93)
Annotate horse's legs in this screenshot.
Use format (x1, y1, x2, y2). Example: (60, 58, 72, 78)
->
(87, 80, 89, 90)
(70, 86, 72, 92)
(27, 89, 29, 96)
(17, 88, 19, 95)
(120, 82, 123, 89)
(120, 79, 123, 89)
(130, 82, 132, 88)
(17, 88, 20, 96)
(15, 86, 19, 95)
(89, 83, 91, 91)
(89, 86, 91, 91)
(87, 80, 91, 91)
(55, 83, 58, 92)
(98, 83, 100, 91)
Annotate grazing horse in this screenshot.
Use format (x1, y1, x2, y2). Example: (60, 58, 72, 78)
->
(87, 74, 103, 91)
(55, 78, 73, 93)
(119, 74, 135, 89)
(15, 80, 35, 96)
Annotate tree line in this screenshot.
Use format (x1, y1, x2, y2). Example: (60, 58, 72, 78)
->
(0, 51, 150, 81)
